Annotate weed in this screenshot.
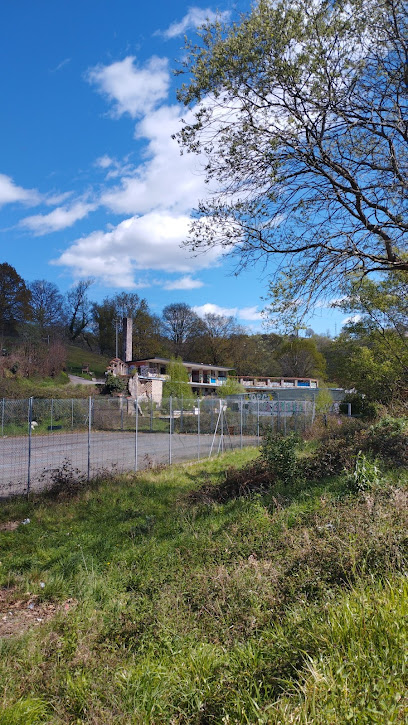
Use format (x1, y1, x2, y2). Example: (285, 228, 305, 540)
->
(260, 430, 301, 487)
(345, 451, 382, 494)
(39, 458, 86, 498)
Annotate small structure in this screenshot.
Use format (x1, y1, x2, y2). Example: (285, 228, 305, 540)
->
(236, 375, 318, 391)
(131, 358, 232, 396)
(107, 356, 233, 403)
(107, 354, 321, 402)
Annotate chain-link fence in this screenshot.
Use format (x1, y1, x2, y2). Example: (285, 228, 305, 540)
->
(0, 395, 324, 497)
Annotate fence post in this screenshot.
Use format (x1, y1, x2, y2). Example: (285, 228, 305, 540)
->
(27, 397, 33, 497)
(150, 397, 153, 432)
(169, 396, 172, 465)
(1, 397, 4, 437)
(180, 395, 183, 433)
(71, 399, 74, 429)
(50, 398, 54, 432)
(135, 397, 139, 472)
(120, 397, 124, 431)
(87, 396, 92, 481)
(277, 392, 281, 432)
(220, 400, 224, 453)
(197, 398, 201, 460)
(257, 398, 260, 444)
(240, 396, 243, 449)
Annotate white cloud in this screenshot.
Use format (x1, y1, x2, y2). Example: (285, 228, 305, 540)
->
(53, 212, 224, 286)
(0, 173, 40, 207)
(160, 7, 230, 38)
(50, 58, 71, 73)
(50, 55, 230, 286)
(20, 201, 96, 235)
(86, 56, 170, 118)
(44, 191, 73, 206)
(193, 303, 238, 318)
(342, 314, 362, 326)
(163, 275, 204, 290)
(101, 103, 206, 215)
(194, 302, 264, 322)
(239, 306, 264, 321)
(95, 155, 114, 169)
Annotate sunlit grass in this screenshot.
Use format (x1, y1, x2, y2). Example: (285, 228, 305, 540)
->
(0, 446, 407, 723)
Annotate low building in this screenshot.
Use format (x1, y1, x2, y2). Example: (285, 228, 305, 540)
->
(236, 375, 318, 391)
(107, 356, 233, 403)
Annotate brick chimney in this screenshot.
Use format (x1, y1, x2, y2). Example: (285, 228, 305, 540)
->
(122, 317, 133, 362)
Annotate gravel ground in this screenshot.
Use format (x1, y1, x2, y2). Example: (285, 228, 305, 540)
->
(0, 430, 258, 497)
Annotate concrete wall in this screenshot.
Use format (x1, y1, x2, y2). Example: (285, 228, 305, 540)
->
(128, 375, 163, 405)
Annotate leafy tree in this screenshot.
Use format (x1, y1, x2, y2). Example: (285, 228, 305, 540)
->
(325, 273, 408, 401)
(162, 303, 203, 357)
(335, 274, 408, 375)
(102, 372, 127, 396)
(92, 297, 117, 355)
(163, 357, 193, 399)
(194, 313, 245, 366)
(132, 301, 162, 360)
(66, 279, 93, 344)
(217, 377, 246, 396)
(177, 0, 408, 313)
(93, 293, 162, 359)
(277, 337, 326, 379)
(29, 279, 66, 335)
(314, 388, 333, 415)
(0, 263, 32, 338)
(343, 345, 400, 404)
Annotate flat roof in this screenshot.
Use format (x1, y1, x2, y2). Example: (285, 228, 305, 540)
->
(132, 358, 232, 372)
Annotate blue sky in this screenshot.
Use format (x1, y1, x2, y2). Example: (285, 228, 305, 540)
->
(0, 0, 348, 335)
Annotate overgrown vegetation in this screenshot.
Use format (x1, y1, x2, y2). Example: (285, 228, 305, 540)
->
(0, 426, 407, 723)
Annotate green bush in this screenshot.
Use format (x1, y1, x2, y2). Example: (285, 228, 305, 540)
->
(260, 430, 301, 487)
(102, 372, 127, 395)
(362, 416, 408, 466)
(303, 436, 358, 480)
(345, 451, 382, 494)
(339, 392, 378, 419)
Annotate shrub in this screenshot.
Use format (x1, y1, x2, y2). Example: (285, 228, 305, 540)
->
(339, 392, 378, 419)
(260, 430, 301, 487)
(189, 459, 270, 503)
(345, 451, 382, 494)
(361, 416, 408, 466)
(303, 437, 358, 480)
(102, 372, 127, 395)
(40, 458, 86, 498)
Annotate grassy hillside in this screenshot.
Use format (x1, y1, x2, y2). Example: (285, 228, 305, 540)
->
(0, 345, 109, 399)
(65, 344, 110, 379)
(0, 447, 407, 724)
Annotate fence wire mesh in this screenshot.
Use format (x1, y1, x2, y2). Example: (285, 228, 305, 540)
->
(0, 394, 321, 497)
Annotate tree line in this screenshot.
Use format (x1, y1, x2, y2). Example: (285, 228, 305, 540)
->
(1, 261, 407, 405)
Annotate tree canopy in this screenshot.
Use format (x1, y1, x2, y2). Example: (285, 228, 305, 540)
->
(163, 357, 193, 399)
(0, 263, 32, 337)
(177, 0, 408, 311)
(29, 279, 66, 334)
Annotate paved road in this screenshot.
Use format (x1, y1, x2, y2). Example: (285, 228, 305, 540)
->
(0, 430, 258, 497)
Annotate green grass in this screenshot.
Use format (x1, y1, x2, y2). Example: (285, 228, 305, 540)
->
(66, 345, 110, 380)
(0, 448, 407, 723)
(0, 373, 97, 400)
